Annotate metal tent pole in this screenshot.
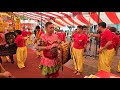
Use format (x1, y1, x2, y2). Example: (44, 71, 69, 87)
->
(40, 13, 42, 29)
(95, 12, 100, 59)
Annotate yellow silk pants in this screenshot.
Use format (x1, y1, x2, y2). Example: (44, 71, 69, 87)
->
(117, 60, 120, 72)
(16, 46, 27, 68)
(98, 48, 115, 72)
(72, 47, 84, 72)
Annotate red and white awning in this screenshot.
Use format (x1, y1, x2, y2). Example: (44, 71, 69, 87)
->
(13, 12, 120, 27)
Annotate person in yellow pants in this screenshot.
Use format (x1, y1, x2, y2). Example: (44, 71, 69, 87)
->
(109, 27, 120, 73)
(98, 47, 115, 72)
(90, 22, 115, 72)
(15, 30, 27, 69)
(72, 48, 84, 74)
(71, 25, 88, 75)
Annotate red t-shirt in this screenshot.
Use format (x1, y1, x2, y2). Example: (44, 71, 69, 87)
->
(118, 35, 120, 45)
(22, 30, 28, 37)
(112, 32, 119, 49)
(56, 32, 66, 42)
(15, 35, 26, 47)
(27, 31, 32, 35)
(72, 33, 88, 49)
(100, 29, 114, 49)
(63, 32, 66, 37)
(72, 31, 77, 37)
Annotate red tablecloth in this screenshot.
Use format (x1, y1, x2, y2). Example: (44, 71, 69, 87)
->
(95, 70, 120, 78)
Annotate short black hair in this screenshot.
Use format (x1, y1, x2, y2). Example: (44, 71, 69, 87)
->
(15, 30, 22, 35)
(109, 27, 117, 32)
(98, 22, 106, 28)
(35, 26, 40, 29)
(77, 25, 83, 29)
(82, 25, 88, 30)
(45, 22, 53, 27)
(22, 26, 25, 29)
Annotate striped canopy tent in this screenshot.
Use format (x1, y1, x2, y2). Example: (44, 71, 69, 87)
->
(13, 12, 120, 28)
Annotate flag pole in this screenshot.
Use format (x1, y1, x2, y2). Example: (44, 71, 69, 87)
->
(87, 12, 92, 57)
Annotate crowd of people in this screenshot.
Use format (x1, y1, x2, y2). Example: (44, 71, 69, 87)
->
(34, 21, 120, 77)
(0, 21, 120, 78)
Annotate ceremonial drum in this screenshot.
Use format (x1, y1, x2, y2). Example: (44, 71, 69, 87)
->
(59, 42, 71, 64)
(0, 32, 17, 56)
(0, 44, 10, 56)
(0, 43, 17, 56)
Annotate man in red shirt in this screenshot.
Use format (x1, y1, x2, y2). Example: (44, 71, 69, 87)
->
(109, 27, 120, 73)
(109, 27, 119, 55)
(72, 25, 88, 76)
(15, 30, 27, 69)
(56, 30, 66, 43)
(90, 22, 115, 72)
